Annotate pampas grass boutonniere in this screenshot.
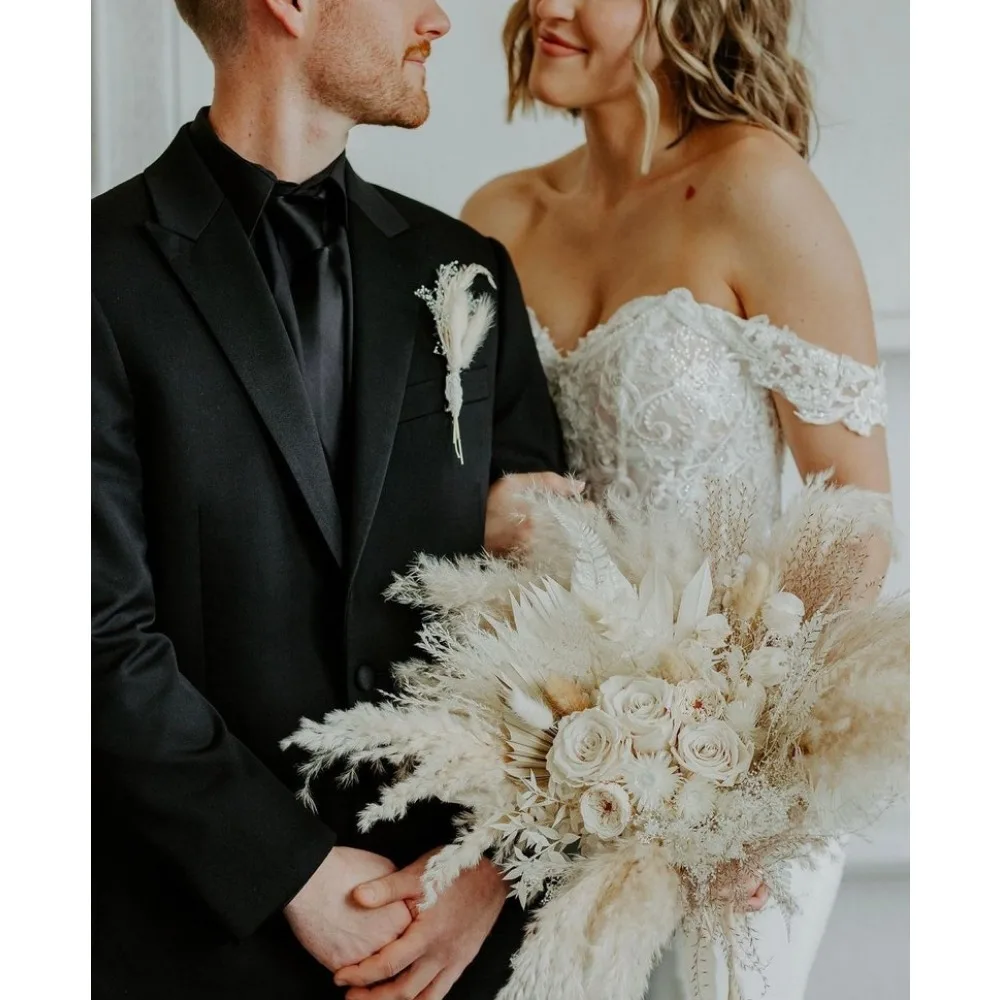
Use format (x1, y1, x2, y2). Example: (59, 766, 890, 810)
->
(416, 261, 497, 464)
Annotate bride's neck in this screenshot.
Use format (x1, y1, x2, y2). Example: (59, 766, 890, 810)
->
(576, 88, 686, 204)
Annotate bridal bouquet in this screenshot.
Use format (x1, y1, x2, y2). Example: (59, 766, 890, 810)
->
(284, 477, 908, 1000)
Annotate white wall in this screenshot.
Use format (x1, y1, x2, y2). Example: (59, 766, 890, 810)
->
(92, 2, 908, 995)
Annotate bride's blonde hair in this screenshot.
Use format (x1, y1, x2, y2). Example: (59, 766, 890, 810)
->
(503, 0, 814, 172)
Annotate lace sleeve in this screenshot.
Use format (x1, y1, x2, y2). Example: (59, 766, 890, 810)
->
(729, 317, 889, 436)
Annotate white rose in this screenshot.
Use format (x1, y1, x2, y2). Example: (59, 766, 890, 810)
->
(673, 680, 726, 724)
(598, 675, 678, 752)
(579, 782, 633, 839)
(696, 614, 732, 649)
(673, 720, 752, 787)
(745, 647, 789, 687)
(762, 592, 805, 638)
(547, 709, 627, 787)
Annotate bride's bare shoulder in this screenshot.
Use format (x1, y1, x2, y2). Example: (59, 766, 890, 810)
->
(460, 149, 583, 247)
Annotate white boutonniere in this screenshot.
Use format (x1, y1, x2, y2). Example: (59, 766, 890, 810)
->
(415, 261, 497, 463)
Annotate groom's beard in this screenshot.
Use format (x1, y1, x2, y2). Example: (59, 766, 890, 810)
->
(305, 25, 432, 129)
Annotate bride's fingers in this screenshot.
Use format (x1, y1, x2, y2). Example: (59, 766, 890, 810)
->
(335, 928, 428, 987)
(344, 958, 440, 1000)
(745, 883, 770, 912)
(715, 873, 766, 904)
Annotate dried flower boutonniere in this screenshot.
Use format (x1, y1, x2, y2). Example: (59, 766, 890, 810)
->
(415, 261, 497, 463)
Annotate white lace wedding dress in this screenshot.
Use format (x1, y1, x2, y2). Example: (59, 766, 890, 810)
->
(527, 287, 888, 1000)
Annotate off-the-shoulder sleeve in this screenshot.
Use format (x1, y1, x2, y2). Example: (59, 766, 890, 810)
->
(726, 314, 889, 436)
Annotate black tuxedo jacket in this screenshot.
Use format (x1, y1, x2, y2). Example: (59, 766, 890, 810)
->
(92, 125, 565, 999)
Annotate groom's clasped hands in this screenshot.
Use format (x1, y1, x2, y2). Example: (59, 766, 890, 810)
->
(286, 845, 507, 1000)
(336, 849, 508, 1000)
(282, 473, 584, 999)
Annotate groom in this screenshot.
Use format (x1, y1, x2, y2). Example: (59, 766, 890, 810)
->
(91, 1, 565, 998)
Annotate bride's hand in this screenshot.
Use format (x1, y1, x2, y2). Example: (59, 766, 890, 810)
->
(484, 472, 585, 555)
(715, 871, 770, 913)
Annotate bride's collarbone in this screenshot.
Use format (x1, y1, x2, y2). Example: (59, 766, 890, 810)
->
(515, 226, 742, 348)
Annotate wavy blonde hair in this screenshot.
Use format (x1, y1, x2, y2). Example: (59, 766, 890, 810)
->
(503, 0, 814, 172)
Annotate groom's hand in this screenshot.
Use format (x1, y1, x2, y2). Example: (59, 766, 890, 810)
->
(284, 846, 413, 973)
(333, 849, 507, 1000)
(485, 472, 584, 555)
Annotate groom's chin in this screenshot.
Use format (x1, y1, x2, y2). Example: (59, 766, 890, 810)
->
(367, 94, 431, 130)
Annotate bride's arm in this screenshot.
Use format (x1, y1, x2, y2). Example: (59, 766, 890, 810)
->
(724, 135, 893, 591)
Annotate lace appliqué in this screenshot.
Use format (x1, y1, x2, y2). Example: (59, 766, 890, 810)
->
(711, 312, 888, 437)
(528, 288, 888, 522)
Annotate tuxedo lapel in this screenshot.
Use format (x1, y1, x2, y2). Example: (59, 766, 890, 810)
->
(344, 167, 420, 585)
(143, 132, 344, 566)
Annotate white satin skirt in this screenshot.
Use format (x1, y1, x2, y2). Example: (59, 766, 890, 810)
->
(645, 844, 846, 1000)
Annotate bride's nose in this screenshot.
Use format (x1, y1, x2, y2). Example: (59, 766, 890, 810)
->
(534, 0, 579, 22)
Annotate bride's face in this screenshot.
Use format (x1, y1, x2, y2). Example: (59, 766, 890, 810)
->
(527, 0, 664, 111)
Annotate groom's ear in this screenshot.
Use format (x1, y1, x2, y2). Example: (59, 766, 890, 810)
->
(261, 0, 309, 39)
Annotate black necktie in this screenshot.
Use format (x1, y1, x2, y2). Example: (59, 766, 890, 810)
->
(265, 181, 348, 490)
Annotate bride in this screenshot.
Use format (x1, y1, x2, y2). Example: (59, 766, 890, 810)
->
(464, 1, 892, 997)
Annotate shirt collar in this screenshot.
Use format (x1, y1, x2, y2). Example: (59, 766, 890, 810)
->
(188, 106, 348, 238)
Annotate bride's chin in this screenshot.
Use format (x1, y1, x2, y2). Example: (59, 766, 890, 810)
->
(527, 80, 581, 114)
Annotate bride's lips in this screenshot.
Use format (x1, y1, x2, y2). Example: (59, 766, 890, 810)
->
(537, 31, 587, 58)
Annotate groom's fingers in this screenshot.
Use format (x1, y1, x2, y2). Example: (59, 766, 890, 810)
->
(343, 957, 440, 1000)
(354, 867, 424, 908)
(335, 928, 429, 987)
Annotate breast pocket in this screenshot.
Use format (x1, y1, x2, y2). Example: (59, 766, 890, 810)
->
(397, 366, 492, 424)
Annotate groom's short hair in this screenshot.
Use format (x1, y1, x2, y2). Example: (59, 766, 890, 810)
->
(173, 0, 246, 59)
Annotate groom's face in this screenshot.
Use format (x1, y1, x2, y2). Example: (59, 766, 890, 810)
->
(305, 0, 451, 128)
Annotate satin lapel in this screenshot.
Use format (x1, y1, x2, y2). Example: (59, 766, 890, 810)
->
(144, 134, 344, 565)
(344, 173, 421, 585)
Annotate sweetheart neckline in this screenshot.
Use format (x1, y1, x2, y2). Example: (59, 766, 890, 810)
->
(526, 288, 751, 362)
(525, 287, 882, 377)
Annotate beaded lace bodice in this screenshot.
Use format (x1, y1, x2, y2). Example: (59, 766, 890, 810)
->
(529, 288, 887, 523)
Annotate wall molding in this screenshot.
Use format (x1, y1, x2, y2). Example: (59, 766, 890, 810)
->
(92, 0, 181, 195)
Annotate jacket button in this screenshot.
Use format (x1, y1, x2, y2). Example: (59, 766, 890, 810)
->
(355, 663, 376, 692)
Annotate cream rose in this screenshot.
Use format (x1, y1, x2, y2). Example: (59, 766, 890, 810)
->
(673, 720, 752, 787)
(598, 675, 678, 752)
(579, 782, 633, 839)
(762, 592, 805, 638)
(745, 647, 789, 687)
(547, 708, 627, 787)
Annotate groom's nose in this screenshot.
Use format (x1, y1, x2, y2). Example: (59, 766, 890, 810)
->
(416, 0, 451, 41)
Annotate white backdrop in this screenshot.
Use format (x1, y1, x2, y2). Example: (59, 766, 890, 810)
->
(92, 3, 909, 995)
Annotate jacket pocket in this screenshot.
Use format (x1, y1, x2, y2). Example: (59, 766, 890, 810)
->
(397, 366, 491, 424)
